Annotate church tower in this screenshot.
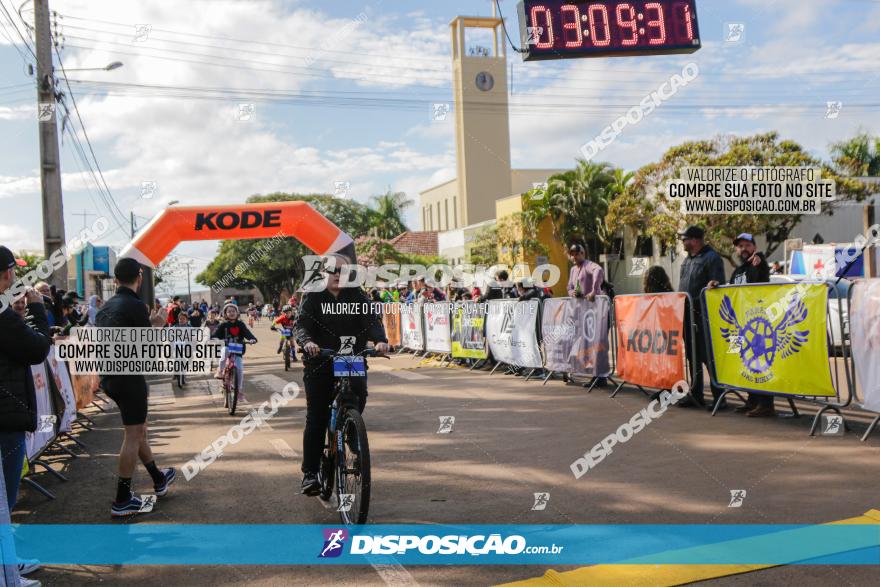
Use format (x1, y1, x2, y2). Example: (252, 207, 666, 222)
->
(450, 17, 513, 226)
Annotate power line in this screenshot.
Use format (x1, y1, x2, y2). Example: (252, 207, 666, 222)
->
(54, 43, 129, 232)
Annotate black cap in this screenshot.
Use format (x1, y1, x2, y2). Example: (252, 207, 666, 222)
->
(0, 246, 25, 270)
(114, 257, 142, 283)
(63, 291, 84, 302)
(678, 226, 705, 240)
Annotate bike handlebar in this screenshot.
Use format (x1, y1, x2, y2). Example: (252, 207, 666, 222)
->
(317, 348, 389, 359)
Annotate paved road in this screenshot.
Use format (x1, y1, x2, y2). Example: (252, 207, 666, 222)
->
(14, 321, 880, 586)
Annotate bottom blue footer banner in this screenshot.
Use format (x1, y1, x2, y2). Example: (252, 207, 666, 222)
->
(3, 524, 879, 565)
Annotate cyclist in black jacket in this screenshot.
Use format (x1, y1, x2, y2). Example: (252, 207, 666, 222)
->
(294, 255, 388, 496)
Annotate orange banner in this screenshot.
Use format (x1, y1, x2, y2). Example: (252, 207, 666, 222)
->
(614, 293, 688, 389)
(119, 201, 353, 268)
(383, 306, 401, 347)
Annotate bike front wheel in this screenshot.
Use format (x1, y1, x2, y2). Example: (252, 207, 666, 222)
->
(227, 366, 238, 415)
(336, 410, 371, 525)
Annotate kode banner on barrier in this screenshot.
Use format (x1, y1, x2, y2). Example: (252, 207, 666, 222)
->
(424, 302, 452, 353)
(542, 297, 611, 377)
(486, 299, 542, 369)
(400, 303, 424, 351)
(850, 279, 880, 412)
(614, 293, 688, 389)
(704, 283, 835, 397)
(451, 302, 488, 360)
(382, 304, 402, 348)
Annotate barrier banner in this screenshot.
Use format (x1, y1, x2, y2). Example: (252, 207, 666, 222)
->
(47, 354, 77, 432)
(614, 293, 687, 389)
(451, 301, 488, 359)
(486, 299, 542, 369)
(572, 296, 612, 377)
(704, 283, 835, 397)
(541, 298, 576, 372)
(400, 303, 424, 351)
(424, 302, 452, 353)
(26, 362, 55, 460)
(382, 304, 401, 348)
(850, 279, 880, 412)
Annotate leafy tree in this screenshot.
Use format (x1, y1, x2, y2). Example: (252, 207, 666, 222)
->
(606, 132, 871, 265)
(13, 252, 43, 280)
(496, 212, 548, 261)
(830, 132, 880, 177)
(524, 160, 620, 254)
(368, 190, 412, 238)
(468, 223, 498, 266)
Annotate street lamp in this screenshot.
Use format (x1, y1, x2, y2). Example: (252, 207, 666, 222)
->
(61, 61, 124, 73)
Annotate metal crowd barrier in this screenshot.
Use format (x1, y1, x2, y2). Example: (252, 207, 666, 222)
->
(701, 281, 858, 437)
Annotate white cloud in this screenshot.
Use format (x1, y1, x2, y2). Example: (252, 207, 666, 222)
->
(0, 224, 41, 251)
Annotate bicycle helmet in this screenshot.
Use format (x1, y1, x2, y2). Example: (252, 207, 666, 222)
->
(282, 304, 293, 312)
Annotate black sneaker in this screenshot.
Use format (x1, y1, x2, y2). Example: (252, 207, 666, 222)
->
(111, 495, 148, 518)
(301, 472, 321, 496)
(154, 467, 177, 497)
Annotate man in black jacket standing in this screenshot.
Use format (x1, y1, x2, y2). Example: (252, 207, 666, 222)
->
(97, 258, 175, 517)
(677, 226, 726, 409)
(295, 255, 389, 496)
(0, 246, 51, 514)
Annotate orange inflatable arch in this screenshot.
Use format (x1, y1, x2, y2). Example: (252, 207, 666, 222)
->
(119, 201, 356, 267)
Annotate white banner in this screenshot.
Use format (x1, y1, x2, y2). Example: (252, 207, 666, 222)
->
(26, 362, 56, 460)
(424, 302, 452, 353)
(850, 279, 880, 413)
(47, 353, 77, 432)
(400, 303, 425, 351)
(486, 299, 542, 369)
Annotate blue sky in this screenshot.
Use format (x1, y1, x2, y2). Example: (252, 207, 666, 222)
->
(1, 0, 878, 293)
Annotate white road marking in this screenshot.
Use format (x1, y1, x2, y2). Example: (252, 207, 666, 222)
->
(384, 370, 429, 381)
(269, 438, 297, 459)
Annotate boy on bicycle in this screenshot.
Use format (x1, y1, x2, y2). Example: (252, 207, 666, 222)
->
(270, 304, 297, 360)
(294, 254, 389, 496)
(211, 303, 257, 396)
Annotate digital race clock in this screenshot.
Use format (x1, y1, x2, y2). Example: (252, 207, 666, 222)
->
(517, 0, 701, 61)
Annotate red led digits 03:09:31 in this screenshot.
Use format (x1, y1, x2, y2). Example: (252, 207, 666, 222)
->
(517, 0, 701, 61)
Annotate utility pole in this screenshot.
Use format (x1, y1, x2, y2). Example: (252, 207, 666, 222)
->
(34, 0, 67, 289)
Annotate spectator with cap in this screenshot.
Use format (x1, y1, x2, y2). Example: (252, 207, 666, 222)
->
(567, 243, 604, 301)
(677, 225, 726, 409)
(0, 246, 51, 583)
(708, 232, 773, 417)
(97, 258, 175, 518)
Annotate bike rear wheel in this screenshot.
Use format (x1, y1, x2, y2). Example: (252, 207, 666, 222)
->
(336, 409, 371, 525)
(227, 366, 238, 415)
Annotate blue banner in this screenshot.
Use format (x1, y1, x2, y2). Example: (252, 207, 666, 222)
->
(4, 524, 879, 565)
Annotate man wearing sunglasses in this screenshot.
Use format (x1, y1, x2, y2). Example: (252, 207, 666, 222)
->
(294, 254, 390, 496)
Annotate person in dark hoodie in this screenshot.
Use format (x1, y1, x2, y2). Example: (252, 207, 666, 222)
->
(0, 246, 51, 516)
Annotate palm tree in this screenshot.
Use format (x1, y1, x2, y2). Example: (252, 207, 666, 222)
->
(830, 133, 880, 177)
(368, 190, 412, 239)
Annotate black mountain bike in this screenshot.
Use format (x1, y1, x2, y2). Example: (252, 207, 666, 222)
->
(317, 348, 386, 525)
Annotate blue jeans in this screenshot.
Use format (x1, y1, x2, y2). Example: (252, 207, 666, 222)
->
(0, 432, 25, 511)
